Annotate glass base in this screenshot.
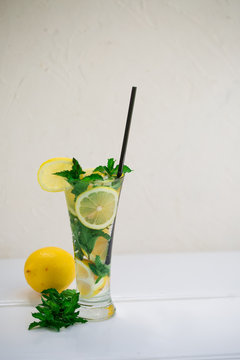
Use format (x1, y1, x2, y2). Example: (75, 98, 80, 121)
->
(79, 299, 116, 321)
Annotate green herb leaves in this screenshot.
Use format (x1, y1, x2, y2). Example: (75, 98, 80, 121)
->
(94, 158, 132, 178)
(69, 213, 110, 260)
(29, 288, 87, 331)
(71, 181, 89, 199)
(54, 158, 85, 185)
(54, 157, 132, 199)
(54, 158, 105, 199)
(81, 174, 103, 182)
(89, 255, 110, 284)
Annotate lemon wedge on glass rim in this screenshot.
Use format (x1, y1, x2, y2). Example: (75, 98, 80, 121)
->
(37, 157, 73, 192)
(75, 187, 119, 230)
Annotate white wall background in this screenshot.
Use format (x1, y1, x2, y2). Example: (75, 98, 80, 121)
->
(0, 0, 240, 258)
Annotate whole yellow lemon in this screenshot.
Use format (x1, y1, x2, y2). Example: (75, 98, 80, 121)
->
(24, 247, 75, 293)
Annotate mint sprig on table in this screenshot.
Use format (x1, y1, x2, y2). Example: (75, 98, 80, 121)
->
(89, 255, 110, 284)
(29, 288, 87, 331)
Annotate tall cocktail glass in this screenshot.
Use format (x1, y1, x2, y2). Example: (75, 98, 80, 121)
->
(65, 175, 124, 321)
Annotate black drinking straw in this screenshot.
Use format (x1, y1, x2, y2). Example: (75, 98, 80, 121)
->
(117, 86, 137, 178)
(105, 87, 137, 265)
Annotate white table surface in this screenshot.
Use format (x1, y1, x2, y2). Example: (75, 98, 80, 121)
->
(0, 253, 240, 360)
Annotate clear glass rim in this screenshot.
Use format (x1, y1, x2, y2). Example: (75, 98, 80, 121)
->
(70, 175, 124, 186)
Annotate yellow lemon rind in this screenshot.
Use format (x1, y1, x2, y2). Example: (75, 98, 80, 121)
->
(37, 157, 73, 192)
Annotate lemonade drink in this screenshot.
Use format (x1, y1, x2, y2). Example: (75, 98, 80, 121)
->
(37, 157, 130, 321)
(65, 176, 124, 319)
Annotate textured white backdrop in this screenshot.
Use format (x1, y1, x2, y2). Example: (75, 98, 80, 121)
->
(0, 0, 240, 258)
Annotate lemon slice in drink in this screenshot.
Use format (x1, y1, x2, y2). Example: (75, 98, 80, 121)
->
(75, 259, 108, 298)
(75, 260, 94, 298)
(90, 236, 109, 262)
(64, 168, 101, 215)
(75, 187, 118, 230)
(82, 236, 109, 263)
(37, 157, 73, 192)
(93, 277, 108, 296)
(77, 277, 108, 298)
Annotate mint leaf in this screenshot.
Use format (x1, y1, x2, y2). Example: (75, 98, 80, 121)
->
(28, 288, 87, 331)
(78, 225, 109, 255)
(107, 158, 115, 171)
(103, 166, 112, 176)
(54, 158, 85, 184)
(28, 322, 39, 330)
(72, 158, 85, 177)
(93, 166, 106, 174)
(122, 165, 132, 173)
(81, 174, 103, 182)
(32, 313, 46, 321)
(113, 165, 132, 175)
(95, 158, 132, 178)
(61, 289, 78, 298)
(78, 225, 98, 255)
(71, 181, 88, 199)
(89, 255, 110, 283)
(53, 170, 72, 178)
(69, 213, 110, 260)
(95, 276, 103, 284)
(55, 157, 132, 189)
(98, 231, 111, 241)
